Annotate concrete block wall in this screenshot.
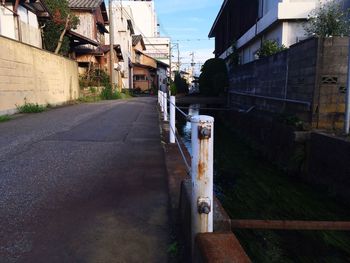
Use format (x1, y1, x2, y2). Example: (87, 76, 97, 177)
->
(0, 36, 80, 115)
(315, 37, 348, 130)
(229, 37, 349, 130)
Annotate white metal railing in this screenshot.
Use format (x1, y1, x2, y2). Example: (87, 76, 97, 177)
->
(158, 90, 214, 254)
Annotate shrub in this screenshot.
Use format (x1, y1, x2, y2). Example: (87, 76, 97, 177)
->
(43, 0, 79, 55)
(170, 81, 177, 96)
(0, 115, 11, 122)
(79, 69, 110, 88)
(100, 84, 121, 100)
(228, 41, 240, 66)
(199, 58, 228, 96)
(305, 1, 350, 37)
(174, 72, 189, 94)
(17, 101, 46, 113)
(257, 40, 287, 59)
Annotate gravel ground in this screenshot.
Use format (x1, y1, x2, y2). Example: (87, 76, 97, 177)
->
(0, 98, 170, 263)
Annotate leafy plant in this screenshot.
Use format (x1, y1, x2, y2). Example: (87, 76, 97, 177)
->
(278, 114, 304, 130)
(100, 84, 121, 100)
(305, 2, 350, 37)
(167, 242, 179, 257)
(89, 87, 97, 94)
(0, 115, 11, 122)
(174, 72, 189, 94)
(256, 40, 287, 59)
(78, 96, 101, 103)
(199, 58, 229, 96)
(170, 81, 177, 96)
(228, 41, 240, 66)
(80, 69, 110, 88)
(17, 101, 46, 113)
(43, 0, 80, 55)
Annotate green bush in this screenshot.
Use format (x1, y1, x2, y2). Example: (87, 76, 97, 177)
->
(305, 1, 350, 37)
(199, 58, 228, 96)
(257, 40, 287, 59)
(100, 84, 121, 100)
(174, 72, 189, 94)
(228, 41, 240, 66)
(0, 115, 11, 122)
(17, 102, 46, 113)
(43, 0, 79, 55)
(79, 69, 110, 89)
(170, 82, 177, 96)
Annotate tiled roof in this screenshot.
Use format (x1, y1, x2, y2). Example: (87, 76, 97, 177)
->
(68, 0, 104, 9)
(132, 35, 143, 46)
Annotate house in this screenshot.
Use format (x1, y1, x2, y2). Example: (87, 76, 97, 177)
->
(107, 4, 135, 90)
(157, 60, 169, 93)
(121, 0, 170, 66)
(0, 0, 50, 48)
(68, 0, 113, 76)
(132, 34, 157, 93)
(209, 0, 350, 65)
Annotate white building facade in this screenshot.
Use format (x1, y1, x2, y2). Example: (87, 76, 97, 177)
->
(107, 4, 135, 89)
(121, 0, 170, 67)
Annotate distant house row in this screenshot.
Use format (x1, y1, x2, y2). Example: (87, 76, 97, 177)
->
(0, 0, 169, 93)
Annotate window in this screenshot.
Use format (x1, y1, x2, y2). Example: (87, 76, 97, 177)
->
(135, 53, 141, 63)
(134, 75, 147, 81)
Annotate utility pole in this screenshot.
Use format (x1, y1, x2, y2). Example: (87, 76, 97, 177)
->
(169, 41, 172, 82)
(109, 0, 116, 89)
(177, 43, 180, 72)
(190, 52, 195, 78)
(169, 42, 180, 80)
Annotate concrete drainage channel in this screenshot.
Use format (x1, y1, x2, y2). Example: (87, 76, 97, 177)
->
(158, 92, 251, 263)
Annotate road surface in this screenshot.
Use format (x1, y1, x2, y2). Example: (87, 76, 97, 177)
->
(0, 97, 170, 263)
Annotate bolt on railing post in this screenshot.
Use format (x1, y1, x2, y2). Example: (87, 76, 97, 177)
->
(190, 115, 214, 253)
(163, 92, 168, 121)
(169, 96, 176, 143)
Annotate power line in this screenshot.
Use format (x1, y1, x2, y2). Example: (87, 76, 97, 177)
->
(172, 39, 214, 42)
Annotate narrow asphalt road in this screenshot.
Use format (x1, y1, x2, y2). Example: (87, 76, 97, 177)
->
(0, 97, 170, 263)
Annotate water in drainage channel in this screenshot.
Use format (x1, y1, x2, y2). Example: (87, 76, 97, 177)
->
(176, 104, 350, 263)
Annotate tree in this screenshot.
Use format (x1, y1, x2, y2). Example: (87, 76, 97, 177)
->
(304, 1, 350, 37)
(256, 40, 287, 59)
(174, 72, 189, 94)
(198, 58, 228, 96)
(43, 0, 79, 55)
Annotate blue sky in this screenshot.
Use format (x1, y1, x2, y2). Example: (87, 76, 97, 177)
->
(154, 0, 222, 73)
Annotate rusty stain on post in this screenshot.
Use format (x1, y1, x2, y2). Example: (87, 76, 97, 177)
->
(191, 115, 214, 258)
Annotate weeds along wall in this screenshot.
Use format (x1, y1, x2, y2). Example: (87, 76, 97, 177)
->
(0, 36, 80, 115)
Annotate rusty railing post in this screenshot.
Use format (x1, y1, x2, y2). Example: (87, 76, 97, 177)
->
(170, 96, 176, 143)
(190, 115, 214, 253)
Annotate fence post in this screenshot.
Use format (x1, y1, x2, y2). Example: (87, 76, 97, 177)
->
(190, 115, 214, 253)
(169, 96, 176, 143)
(163, 92, 168, 121)
(160, 91, 164, 112)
